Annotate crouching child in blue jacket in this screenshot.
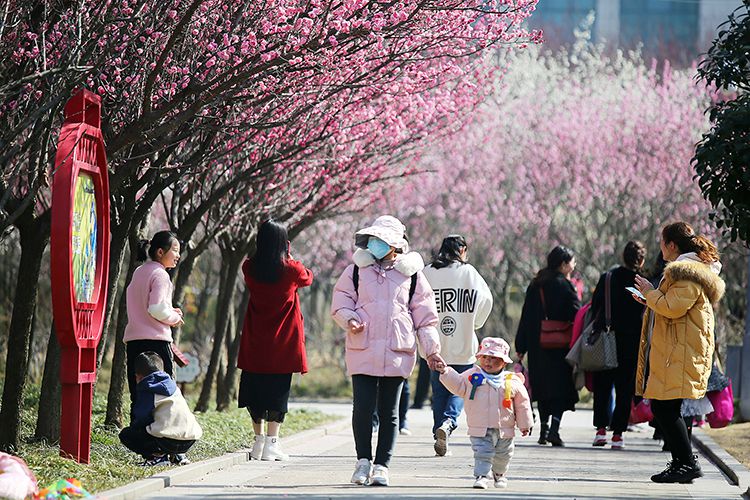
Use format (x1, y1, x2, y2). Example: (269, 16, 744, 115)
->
(119, 351, 203, 466)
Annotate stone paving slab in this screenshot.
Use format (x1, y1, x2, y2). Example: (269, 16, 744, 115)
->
(134, 402, 744, 500)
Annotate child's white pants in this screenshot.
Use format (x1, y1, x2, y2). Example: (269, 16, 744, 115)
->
(470, 428, 514, 477)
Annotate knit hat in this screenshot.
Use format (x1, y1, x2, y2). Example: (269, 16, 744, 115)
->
(354, 215, 409, 252)
(476, 337, 513, 363)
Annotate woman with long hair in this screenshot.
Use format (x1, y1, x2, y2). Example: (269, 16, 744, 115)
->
(590, 241, 647, 449)
(515, 245, 580, 447)
(634, 222, 724, 483)
(237, 220, 313, 462)
(124, 231, 184, 420)
(423, 235, 493, 456)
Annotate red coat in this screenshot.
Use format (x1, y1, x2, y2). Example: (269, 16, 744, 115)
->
(237, 258, 313, 374)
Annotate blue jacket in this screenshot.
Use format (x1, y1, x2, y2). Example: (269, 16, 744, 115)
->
(133, 371, 203, 440)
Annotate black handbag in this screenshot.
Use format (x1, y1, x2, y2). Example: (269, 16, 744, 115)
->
(580, 272, 618, 371)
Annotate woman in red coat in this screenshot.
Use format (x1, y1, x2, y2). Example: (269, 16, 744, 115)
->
(237, 219, 313, 462)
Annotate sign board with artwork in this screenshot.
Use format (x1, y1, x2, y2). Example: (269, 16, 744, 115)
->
(50, 89, 110, 464)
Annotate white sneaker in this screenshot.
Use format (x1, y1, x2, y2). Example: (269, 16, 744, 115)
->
(399, 427, 412, 436)
(473, 476, 491, 489)
(261, 436, 288, 461)
(493, 474, 508, 488)
(250, 434, 265, 460)
(370, 464, 389, 486)
(350, 458, 372, 485)
(434, 420, 452, 457)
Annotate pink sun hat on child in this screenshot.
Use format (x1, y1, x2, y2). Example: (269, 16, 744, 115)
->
(476, 337, 513, 363)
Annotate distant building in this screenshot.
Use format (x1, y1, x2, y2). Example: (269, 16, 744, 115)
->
(529, 0, 741, 57)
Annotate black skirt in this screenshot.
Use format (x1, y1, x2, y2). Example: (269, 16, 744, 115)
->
(238, 371, 292, 412)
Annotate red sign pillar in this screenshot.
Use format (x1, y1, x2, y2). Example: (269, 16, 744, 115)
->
(50, 89, 110, 463)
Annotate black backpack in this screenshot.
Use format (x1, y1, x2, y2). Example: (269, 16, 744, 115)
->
(352, 265, 418, 302)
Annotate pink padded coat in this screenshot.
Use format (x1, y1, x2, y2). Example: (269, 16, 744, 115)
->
(331, 249, 441, 379)
(440, 366, 533, 438)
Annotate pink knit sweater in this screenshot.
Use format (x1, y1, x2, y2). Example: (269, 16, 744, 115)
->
(124, 260, 182, 343)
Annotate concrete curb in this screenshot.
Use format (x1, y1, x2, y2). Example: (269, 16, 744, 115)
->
(692, 427, 750, 498)
(97, 417, 349, 500)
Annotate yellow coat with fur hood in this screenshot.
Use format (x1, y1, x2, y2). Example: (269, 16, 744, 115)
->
(635, 259, 725, 400)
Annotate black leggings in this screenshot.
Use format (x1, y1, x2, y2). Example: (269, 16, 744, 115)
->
(352, 375, 404, 467)
(651, 398, 692, 463)
(592, 364, 636, 434)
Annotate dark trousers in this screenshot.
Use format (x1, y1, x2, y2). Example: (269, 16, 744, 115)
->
(651, 398, 692, 463)
(412, 358, 431, 408)
(352, 375, 404, 467)
(592, 364, 636, 434)
(127, 340, 173, 421)
(399, 379, 410, 430)
(371, 379, 409, 430)
(119, 425, 195, 459)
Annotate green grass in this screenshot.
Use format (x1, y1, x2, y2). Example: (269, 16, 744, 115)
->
(18, 385, 337, 494)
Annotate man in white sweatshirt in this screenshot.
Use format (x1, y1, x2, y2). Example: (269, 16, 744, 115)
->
(423, 235, 493, 456)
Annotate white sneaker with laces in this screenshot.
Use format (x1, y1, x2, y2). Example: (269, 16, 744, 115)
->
(473, 476, 491, 489)
(434, 420, 452, 457)
(493, 474, 508, 488)
(250, 434, 265, 460)
(369, 464, 389, 486)
(350, 458, 372, 485)
(261, 436, 288, 461)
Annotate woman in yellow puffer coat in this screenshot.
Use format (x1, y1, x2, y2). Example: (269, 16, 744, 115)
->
(633, 222, 724, 485)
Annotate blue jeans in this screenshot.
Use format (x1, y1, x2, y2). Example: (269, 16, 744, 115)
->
(431, 364, 474, 435)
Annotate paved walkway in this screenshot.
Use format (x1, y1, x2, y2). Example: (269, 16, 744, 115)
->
(140, 402, 744, 499)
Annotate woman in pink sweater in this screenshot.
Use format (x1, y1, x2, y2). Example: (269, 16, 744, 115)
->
(124, 231, 184, 420)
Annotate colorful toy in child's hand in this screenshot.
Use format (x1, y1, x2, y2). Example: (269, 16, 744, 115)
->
(34, 478, 92, 500)
(468, 372, 485, 400)
(502, 373, 514, 409)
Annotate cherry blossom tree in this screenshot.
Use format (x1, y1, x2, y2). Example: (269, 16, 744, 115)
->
(296, 39, 741, 343)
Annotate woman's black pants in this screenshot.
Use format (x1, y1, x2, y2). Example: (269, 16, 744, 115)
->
(651, 398, 692, 463)
(352, 375, 404, 467)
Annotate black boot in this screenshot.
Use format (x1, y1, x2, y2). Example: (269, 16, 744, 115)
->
(651, 455, 703, 484)
(537, 423, 548, 445)
(547, 431, 565, 447)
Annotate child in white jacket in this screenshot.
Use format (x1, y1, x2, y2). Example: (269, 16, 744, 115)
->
(438, 337, 533, 489)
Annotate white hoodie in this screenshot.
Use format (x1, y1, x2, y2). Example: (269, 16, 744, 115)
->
(422, 262, 493, 365)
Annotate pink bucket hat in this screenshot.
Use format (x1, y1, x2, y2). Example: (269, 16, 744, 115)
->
(355, 215, 410, 252)
(476, 337, 513, 363)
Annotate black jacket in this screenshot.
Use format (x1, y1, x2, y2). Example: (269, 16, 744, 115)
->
(515, 272, 580, 407)
(590, 266, 645, 364)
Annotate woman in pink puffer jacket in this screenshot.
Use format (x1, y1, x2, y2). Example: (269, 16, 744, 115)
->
(331, 215, 444, 487)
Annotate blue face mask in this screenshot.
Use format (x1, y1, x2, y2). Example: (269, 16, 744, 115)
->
(367, 237, 392, 260)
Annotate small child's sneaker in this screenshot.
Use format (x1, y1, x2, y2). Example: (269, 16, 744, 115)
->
(473, 476, 491, 489)
(169, 453, 191, 466)
(370, 465, 389, 486)
(493, 473, 508, 488)
(592, 428, 607, 447)
(611, 434, 624, 450)
(141, 454, 170, 467)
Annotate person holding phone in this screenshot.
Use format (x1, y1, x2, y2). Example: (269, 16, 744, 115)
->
(633, 222, 724, 484)
(237, 219, 313, 461)
(589, 241, 646, 449)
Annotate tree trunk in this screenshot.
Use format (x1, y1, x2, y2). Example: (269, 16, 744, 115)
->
(104, 232, 142, 427)
(216, 284, 247, 411)
(96, 219, 132, 371)
(34, 322, 62, 442)
(195, 252, 242, 412)
(0, 209, 50, 451)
